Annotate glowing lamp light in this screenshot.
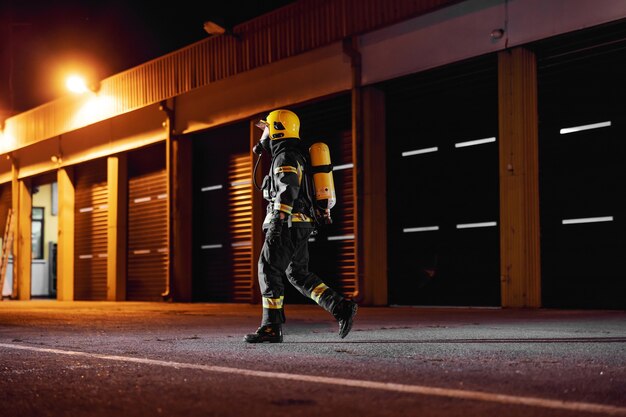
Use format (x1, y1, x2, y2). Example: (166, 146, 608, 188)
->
(0, 129, 16, 153)
(66, 75, 90, 94)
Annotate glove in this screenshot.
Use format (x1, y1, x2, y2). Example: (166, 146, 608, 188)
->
(253, 141, 264, 155)
(265, 214, 284, 246)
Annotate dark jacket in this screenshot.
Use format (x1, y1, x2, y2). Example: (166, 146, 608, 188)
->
(262, 138, 315, 229)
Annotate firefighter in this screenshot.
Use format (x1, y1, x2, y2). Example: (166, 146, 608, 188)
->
(244, 108, 358, 343)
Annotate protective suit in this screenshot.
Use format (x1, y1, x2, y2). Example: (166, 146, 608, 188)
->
(244, 109, 357, 343)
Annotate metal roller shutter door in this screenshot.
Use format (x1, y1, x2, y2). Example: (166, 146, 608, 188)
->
(228, 156, 254, 301)
(535, 23, 626, 309)
(295, 94, 357, 303)
(74, 159, 108, 300)
(127, 169, 168, 301)
(385, 55, 500, 306)
(193, 124, 253, 302)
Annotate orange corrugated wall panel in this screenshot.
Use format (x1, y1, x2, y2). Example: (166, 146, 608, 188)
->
(7, 0, 458, 149)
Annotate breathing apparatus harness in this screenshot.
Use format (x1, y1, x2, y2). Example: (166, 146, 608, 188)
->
(252, 139, 333, 226)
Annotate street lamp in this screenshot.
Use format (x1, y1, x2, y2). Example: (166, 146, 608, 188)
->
(203, 20, 240, 40)
(203, 21, 226, 36)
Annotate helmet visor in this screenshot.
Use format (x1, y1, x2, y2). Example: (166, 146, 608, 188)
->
(260, 126, 270, 141)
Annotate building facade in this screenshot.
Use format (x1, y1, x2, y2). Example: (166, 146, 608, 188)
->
(0, 0, 624, 309)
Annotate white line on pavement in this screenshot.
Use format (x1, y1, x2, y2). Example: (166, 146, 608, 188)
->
(1, 342, 624, 416)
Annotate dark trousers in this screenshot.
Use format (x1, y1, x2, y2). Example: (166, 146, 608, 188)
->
(258, 226, 344, 325)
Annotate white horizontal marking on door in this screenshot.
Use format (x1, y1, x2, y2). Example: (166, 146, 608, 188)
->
(201, 185, 223, 192)
(402, 147, 438, 157)
(559, 121, 611, 134)
(231, 241, 251, 247)
(327, 234, 355, 241)
(334, 163, 353, 171)
(456, 221, 497, 229)
(455, 137, 496, 148)
(562, 216, 613, 225)
(230, 180, 251, 187)
(201, 244, 223, 250)
(403, 226, 439, 233)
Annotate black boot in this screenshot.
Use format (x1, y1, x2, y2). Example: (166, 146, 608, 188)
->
(333, 300, 358, 339)
(244, 324, 283, 343)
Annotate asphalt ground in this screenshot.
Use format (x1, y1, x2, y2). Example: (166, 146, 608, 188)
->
(0, 300, 625, 417)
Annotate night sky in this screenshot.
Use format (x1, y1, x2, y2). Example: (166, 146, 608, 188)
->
(0, 0, 297, 116)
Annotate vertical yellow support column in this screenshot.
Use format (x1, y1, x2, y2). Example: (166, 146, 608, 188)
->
(498, 47, 542, 307)
(16, 177, 32, 300)
(107, 155, 127, 301)
(11, 161, 19, 298)
(57, 167, 75, 301)
(361, 86, 388, 306)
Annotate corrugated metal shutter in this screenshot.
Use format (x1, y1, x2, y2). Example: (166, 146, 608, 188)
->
(127, 169, 168, 301)
(325, 130, 357, 296)
(74, 159, 108, 300)
(295, 94, 357, 302)
(228, 155, 254, 301)
(193, 123, 253, 302)
(535, 23, 626, 309)
(385, 55, 500, 306)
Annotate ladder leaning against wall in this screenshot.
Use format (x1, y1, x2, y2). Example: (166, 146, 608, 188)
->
(0, 208, 15, 300)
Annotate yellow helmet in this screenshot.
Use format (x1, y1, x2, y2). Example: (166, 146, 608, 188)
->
(262, 109, 300, 140)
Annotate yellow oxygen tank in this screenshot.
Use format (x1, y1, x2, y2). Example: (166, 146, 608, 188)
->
(309, 142, 336, 224)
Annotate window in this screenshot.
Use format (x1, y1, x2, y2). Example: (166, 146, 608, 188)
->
(51, 182, 58, 216)
(32, 207, 44, 260)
